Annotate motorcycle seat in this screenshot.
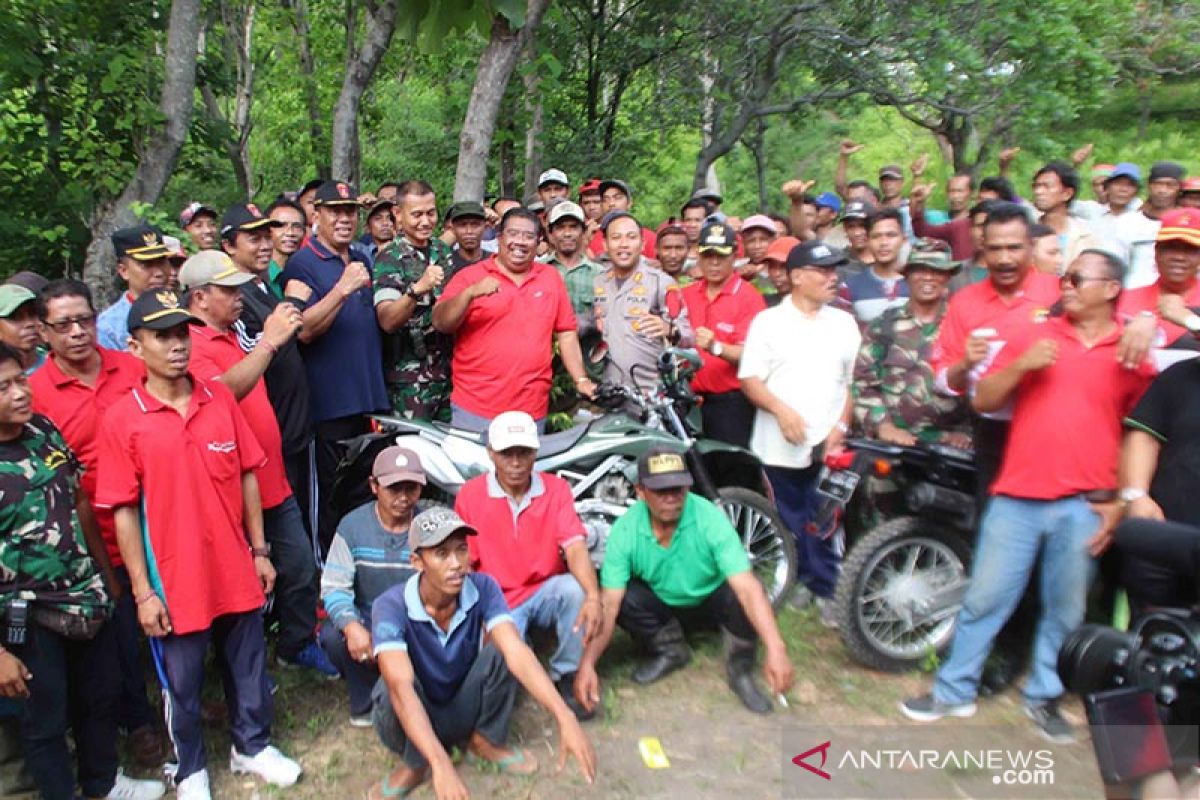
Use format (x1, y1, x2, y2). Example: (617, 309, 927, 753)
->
(431, 421, 486, 443)
(535, 422, 592, 458)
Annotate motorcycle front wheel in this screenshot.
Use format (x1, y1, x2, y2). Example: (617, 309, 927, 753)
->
(714, 487, 797, 610)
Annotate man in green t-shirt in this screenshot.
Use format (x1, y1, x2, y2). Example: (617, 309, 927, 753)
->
(574, 447, 795, 714)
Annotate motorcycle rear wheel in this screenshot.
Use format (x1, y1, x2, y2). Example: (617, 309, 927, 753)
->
(714, 487, 797, 610)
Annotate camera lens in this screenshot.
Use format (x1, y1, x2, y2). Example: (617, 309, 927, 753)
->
(1059, 624, 1135, 696)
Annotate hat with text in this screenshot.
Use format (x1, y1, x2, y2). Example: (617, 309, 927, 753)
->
(487, 410, 540, 452)
(547, 200, 586, 227)
(1156, 208, 1200, 248)
(408, 507, 477, 552)
(179, 202, 218, 229)
(785, 240, 848, 270)
(903, 238, 962, 274)
(127, 290, 200, 332)
(313, 180, 359, 207)
(764, 236, 801, 264)
(879, 164, 904, 181)
(538, 168, 569, 188)
(445, 201, 486, 222)
(372, 445, 427, 487)
(221, 202, 282, 238)
(697, 220, 737, 255)
(0, 285, 35, 318)
(1104, 162, 1142, 186)
(637, 446, 694, 490)
(179, 250, 255, 290)
(112, 224, 171, 262)
(841, 200, 874, 221)
(740, 214, 776, 235)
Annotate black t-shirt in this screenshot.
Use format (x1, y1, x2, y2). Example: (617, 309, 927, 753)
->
(235, 280, 313, 455)
(1126, 358, 1200, 526)
(449, 249, 484, 273)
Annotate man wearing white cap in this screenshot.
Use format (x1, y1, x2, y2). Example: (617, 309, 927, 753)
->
(454, 411, 602, 720)
(734, 214, 779, 292)
(542, 200, 601, 333)
(536, 169, 570, 207)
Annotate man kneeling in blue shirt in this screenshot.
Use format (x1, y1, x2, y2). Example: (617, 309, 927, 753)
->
(368, 508, 596, 799)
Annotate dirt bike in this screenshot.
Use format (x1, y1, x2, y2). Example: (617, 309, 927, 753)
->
(332, 348, 798, 608)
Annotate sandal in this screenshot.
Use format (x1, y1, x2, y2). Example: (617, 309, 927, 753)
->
(465, 746, 538, 776)
(365, 770, 424, 799)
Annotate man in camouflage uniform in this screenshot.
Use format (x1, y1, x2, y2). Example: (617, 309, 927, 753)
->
(853, 240, 972, 448)
(374, 180, 458, 421)
(0, 344, 163, 800)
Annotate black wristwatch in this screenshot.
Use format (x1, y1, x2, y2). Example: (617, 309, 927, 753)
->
(251, 545, 272, 558)
(404, 284, 427, 300)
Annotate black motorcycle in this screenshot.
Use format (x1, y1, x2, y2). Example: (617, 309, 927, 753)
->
(814, 438, 977, 671)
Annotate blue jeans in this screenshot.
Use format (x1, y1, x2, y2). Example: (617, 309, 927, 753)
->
(765, 464, 838, 598)
(509, 574, 585, 680)
(450, 404, 546, 434)
(934, 495, 1099, 706)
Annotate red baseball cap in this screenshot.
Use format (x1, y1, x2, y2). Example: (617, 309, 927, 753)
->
(1157, 208, 1200, 247)
(578, 179, 602, 197)
(764, 236, 801, 264)
(1180, 177, 1200, 194)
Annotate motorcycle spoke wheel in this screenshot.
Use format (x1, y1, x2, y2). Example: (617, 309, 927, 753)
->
(715, 488, 797, 609)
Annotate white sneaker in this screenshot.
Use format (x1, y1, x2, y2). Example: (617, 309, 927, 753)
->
(230, 744, 302, 787)
(105, 768, 165, 800)
(174, 769, 211, 800)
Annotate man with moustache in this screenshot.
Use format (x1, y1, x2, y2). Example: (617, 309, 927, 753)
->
(266, 198, 307, 298)
(433, 208, 595, 431)
(97, 224, 174, 351)
(655, 225, 694, 286)
(542, 201, 601, 333)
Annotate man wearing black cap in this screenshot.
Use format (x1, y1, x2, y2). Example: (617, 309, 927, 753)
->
(445, 201, 488, 272)
(97, 224, 173, 351)
(586, 180, 657, 261)
(739, 240, 859, 619)
(369, 507, 596, 799)
(296, 178, 324, 227)
(362, 198, 396, 266)
(179, 202, 219, 252)
(96, 291, 302, 798)
(281, 180, 386, 555)
(574, 448, 795, 714)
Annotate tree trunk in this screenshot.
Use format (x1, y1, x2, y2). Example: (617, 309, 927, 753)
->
(748, 119, 768, 212)
(520, 38, 543, 203)
(82, 0, 202, 305)
(453, 0, 551, 202)
(286, 0, 327, 180)
(498, 115, 517, 198)
(199, 0, 256, 199)
(1137, 79, 1153, 139)
(330, 0, 399, 185)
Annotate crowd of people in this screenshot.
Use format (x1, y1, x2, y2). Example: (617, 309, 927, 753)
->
(1, 141, 1199, 798)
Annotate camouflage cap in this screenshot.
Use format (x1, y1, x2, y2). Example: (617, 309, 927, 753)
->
(902, 238, 962, 275)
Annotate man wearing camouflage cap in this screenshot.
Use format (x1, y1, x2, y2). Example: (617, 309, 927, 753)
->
(0, 285, 44, 374)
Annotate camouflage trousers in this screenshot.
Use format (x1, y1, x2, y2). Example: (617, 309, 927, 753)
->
(387, 362, 451, 422)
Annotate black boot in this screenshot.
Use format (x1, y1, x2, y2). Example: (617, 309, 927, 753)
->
(724, 632, 772, 714)
(555, 672, 597, 721)
(631, 619, 691, 685)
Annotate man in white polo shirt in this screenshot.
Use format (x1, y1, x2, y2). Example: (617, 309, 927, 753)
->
(739, 240, 860, 619)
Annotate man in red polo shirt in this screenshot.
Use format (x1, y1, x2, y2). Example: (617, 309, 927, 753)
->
(433, 208, 596, 431)
(904, 249, 1155, 744)
(180, 251, 338, 678)
(96, 290, 302, 799)
(454, 411, 601, 720)
(681, 220, 766, 447)
(28, 279, 167, 765)
(1119, 208, 1200, 362)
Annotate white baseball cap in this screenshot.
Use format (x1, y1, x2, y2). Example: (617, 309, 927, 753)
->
(487, 411, 540, 452)
(538, 168, 569, 188)
(547, 201, 586, 227)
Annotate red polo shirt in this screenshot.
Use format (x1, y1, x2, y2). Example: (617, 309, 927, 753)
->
(986, 316, 1155, 499)
(29, 347, 144, 566)
(189, 325, 292, 510)
(439, 258, 577, 419)
(681, 275, 766, 394)
(95, 378, 267, 634)
(931, 269, 1061, 393)
(456, 471, 586, 607)
(1118, 279, 1200, 348)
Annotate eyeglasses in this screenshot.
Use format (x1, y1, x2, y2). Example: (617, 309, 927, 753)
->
(501, 229, 539, 242)
(798, 264, 839, 273)
(43, 314, 96, 334)
(1060, 273, 1112, 289)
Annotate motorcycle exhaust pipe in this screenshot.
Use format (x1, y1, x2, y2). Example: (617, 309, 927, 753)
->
(907, 483, 975, 527)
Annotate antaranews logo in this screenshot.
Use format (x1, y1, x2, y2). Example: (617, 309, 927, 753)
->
(792, 740, 832, 781)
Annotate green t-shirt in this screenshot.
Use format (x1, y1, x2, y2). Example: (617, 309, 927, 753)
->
(600, 493, 750, 607)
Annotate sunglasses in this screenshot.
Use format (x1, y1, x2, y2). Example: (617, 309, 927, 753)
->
(1060, 272, 1113, 289)
(42, 313, 97, 334)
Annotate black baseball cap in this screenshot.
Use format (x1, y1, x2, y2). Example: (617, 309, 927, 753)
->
(126, 290, 200, 332)
(221, 202, 282, 238)
(600, 210, 638, 233)
(692, 187, 723, 205)
(599, 179, 632, 200)
(637, 447, 694, 490)
(841, 200, 874, 222)
(445, 201, 486, 222)
(298, 178, 324, 196)
(112, 224, 171, 261)
(313, 180, 359, 207)
(785, 240, 848, 270)
(1149, 161, 1186, 182)
(697, 220, 736, 255)
(366, 198, 395, 219)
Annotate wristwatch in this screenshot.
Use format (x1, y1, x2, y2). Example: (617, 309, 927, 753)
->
(251, 544, 272, 558)
(1118, 487, 1147, 505)
(710, 341, 724, 358)
(403, 284, 426, 300)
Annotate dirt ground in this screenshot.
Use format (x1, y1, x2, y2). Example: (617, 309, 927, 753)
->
(166, 605, 1111, 800)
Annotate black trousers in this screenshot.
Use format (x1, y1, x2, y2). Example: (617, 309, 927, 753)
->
(112, 567, 155, 732)
(263, 496, 319, 659)
(700, 390, 756, 449)
(616, 579, 756, 642)
(313, 415, 370, 558)
(1116, 518, 1200, 613)
(283, 441, 318, 564)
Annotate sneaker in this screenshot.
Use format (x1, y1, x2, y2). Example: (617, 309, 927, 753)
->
(814, 597, 839, 630)
(230, 744, 302, 787)
(349, 712, 373, 728)
(105, 768, 165, 800)
(788, 585, 815, 610)
(899, 693, 977, 722)
(174, 769, 211, 800)
(1025, 701, 1076, 744)
(277, 640, 340, 679)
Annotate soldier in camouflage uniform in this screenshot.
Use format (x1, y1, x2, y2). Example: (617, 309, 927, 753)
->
(0, 346, 164, 800)
(373, 181, 459, 421)
(853, 240, 972, 448)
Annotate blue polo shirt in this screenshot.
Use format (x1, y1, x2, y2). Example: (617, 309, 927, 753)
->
(280, 237, 388, 422)
(96, 293, 133, 351)
(371, 572, 512, 706)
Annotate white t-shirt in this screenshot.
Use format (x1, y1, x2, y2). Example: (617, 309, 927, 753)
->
(1105, 211, 1161, 289)
(738, 301, 861, 469)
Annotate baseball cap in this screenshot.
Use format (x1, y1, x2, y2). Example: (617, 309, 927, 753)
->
(764, 236, 801, 264)
(179, 251, 255, 290)
(691, 187, 723, 205)
(1156, 208, 1200, 248)
(366, 198, 395, 219)
(126, 290, 200, 332)
(221, 202, 281, 238)
(1105, 162, 1142, 186)
(599, 179, 632, 200)
(1091, 164, 1116, 179)
(0, 285, 35, 318)
(179, 202, 218, 229)
(637, 447, 694, 490)
(879, 164, 904, 180)
(600, 210, 638, 233)
(841, 200, 873, 221)
(313, 180, 359, 207)
(578, 179, 602, 197)
(815, 192, 843, 214)
(408, 507, 477, 552)
(902, 238, 962, 274)
(697, 220, 737, 255)
(162, 235, 188, 264)
(371, 446, 427, 487)
(785, 240, 848, 270)
(538, 168, 569, 188)
(527, 200, 545, 214)
(112, 224, 171, 261)
(445, 201, 486, 222)
(1149, 161, 1186, 182)
(487, 410, 540, 452)
(547, 201, 586, 227)
(298, 178, 325, 196)
(5, 271, 49, 295)
(740, 214, 776, 234)
(1181, 178, 1200, 194)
